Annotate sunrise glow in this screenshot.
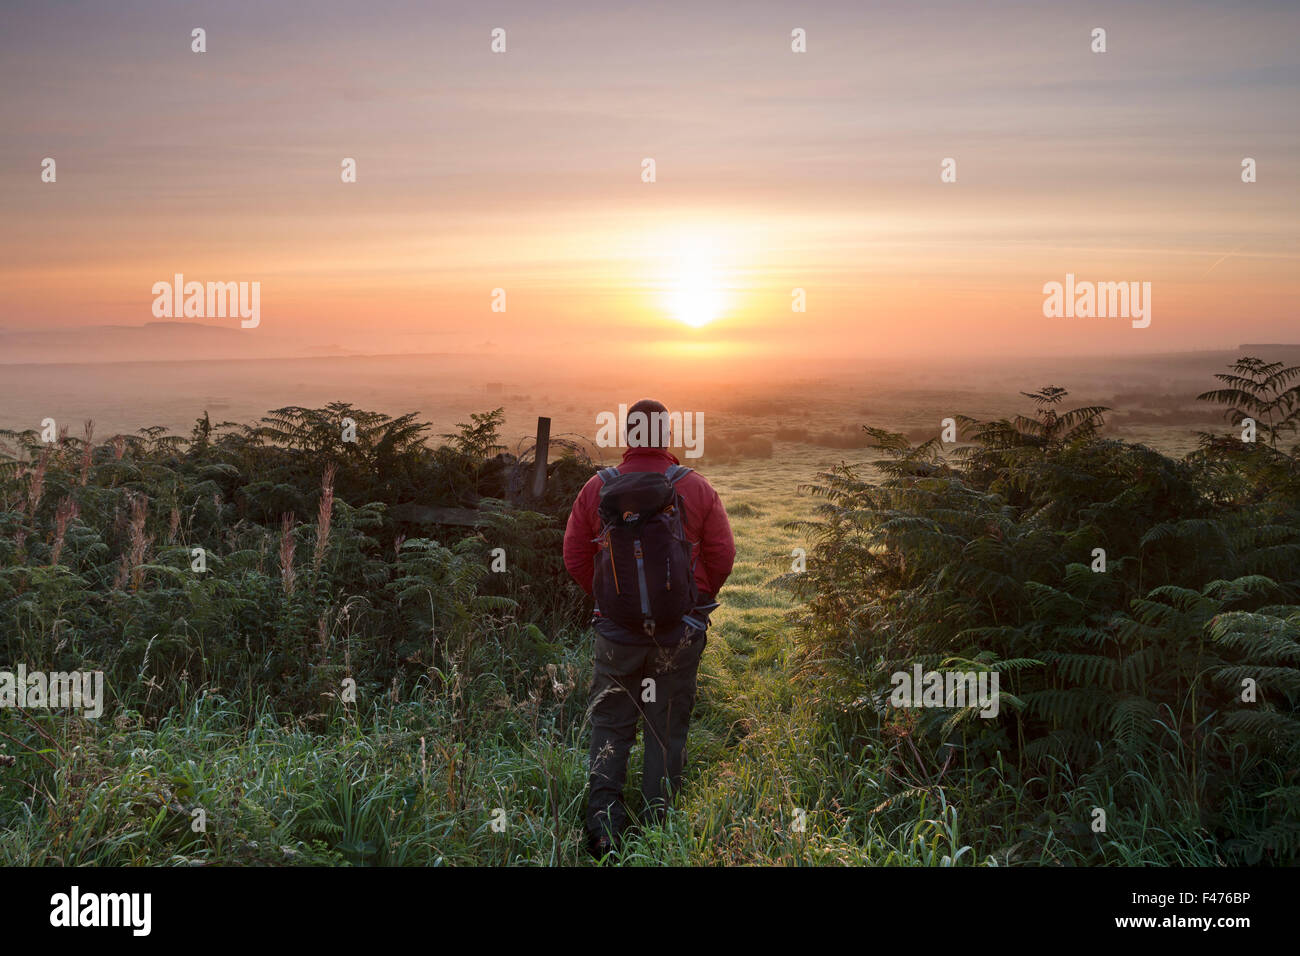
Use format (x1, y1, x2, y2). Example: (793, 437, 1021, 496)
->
(663, 236, 728, 328)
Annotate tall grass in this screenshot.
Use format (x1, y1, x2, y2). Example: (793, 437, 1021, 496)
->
(3, 359, 1295, 865)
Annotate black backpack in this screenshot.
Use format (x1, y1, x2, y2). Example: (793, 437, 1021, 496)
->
(591, 464, 698, 638)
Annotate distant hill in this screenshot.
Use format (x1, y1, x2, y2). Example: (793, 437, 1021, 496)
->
(0, 322, 361, 365)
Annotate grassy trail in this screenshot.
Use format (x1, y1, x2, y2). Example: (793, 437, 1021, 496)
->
(607, 456, 884, 865)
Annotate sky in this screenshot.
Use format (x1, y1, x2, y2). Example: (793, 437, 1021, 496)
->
(1, 0, 1297, 364)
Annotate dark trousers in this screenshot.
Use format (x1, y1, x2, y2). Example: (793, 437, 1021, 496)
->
(585, 630, 706, 845)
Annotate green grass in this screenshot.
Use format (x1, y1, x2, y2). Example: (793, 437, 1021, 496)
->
(4, 418, 1287, 867)
(1, 449, 986, 866)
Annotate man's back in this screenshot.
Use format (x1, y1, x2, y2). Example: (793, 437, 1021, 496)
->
(568, 400, 736, 855)
(563, 445, 735, 615)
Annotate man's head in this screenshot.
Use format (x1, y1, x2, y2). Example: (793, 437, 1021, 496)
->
(627, 398, 670, 449)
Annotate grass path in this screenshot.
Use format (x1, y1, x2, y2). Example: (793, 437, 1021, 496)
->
(606, 455, 886, 865)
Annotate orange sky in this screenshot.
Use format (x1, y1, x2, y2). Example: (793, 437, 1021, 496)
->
(2, 0, 1297, 363)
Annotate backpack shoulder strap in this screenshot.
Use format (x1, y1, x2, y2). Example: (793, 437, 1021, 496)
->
(597, 466, 620, 485)
(664, 464, 693, 486)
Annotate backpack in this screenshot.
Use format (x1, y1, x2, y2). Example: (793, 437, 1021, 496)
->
(591, 464, 699, 638)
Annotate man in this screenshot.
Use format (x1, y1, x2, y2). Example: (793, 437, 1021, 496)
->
(564, 398, 735, 857)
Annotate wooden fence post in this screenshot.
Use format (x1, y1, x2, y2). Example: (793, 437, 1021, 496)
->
(530, 416, 551, 498)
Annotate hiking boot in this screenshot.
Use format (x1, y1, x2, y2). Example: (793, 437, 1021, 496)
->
(587, 832, 618, 860)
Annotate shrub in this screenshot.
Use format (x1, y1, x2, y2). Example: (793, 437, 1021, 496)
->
(791, 365, 1300, 864)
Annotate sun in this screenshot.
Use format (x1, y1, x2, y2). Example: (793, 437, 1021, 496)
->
(668, 272, 724, 328)
(664, 237, 728, 328)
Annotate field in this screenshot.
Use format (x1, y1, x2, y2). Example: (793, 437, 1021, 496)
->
(1, 353, 1298, 866)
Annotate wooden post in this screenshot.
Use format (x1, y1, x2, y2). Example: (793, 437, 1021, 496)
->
(530, 416, 551, 498)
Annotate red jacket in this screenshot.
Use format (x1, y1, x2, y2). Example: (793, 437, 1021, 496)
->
(563, 447, 735, 599)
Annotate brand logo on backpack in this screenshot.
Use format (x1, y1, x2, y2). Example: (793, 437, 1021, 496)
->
(592, 465, 699, 638)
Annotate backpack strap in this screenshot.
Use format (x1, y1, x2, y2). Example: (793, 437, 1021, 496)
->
(596, 466, 620, 485)
(664, 464, 693, 486)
